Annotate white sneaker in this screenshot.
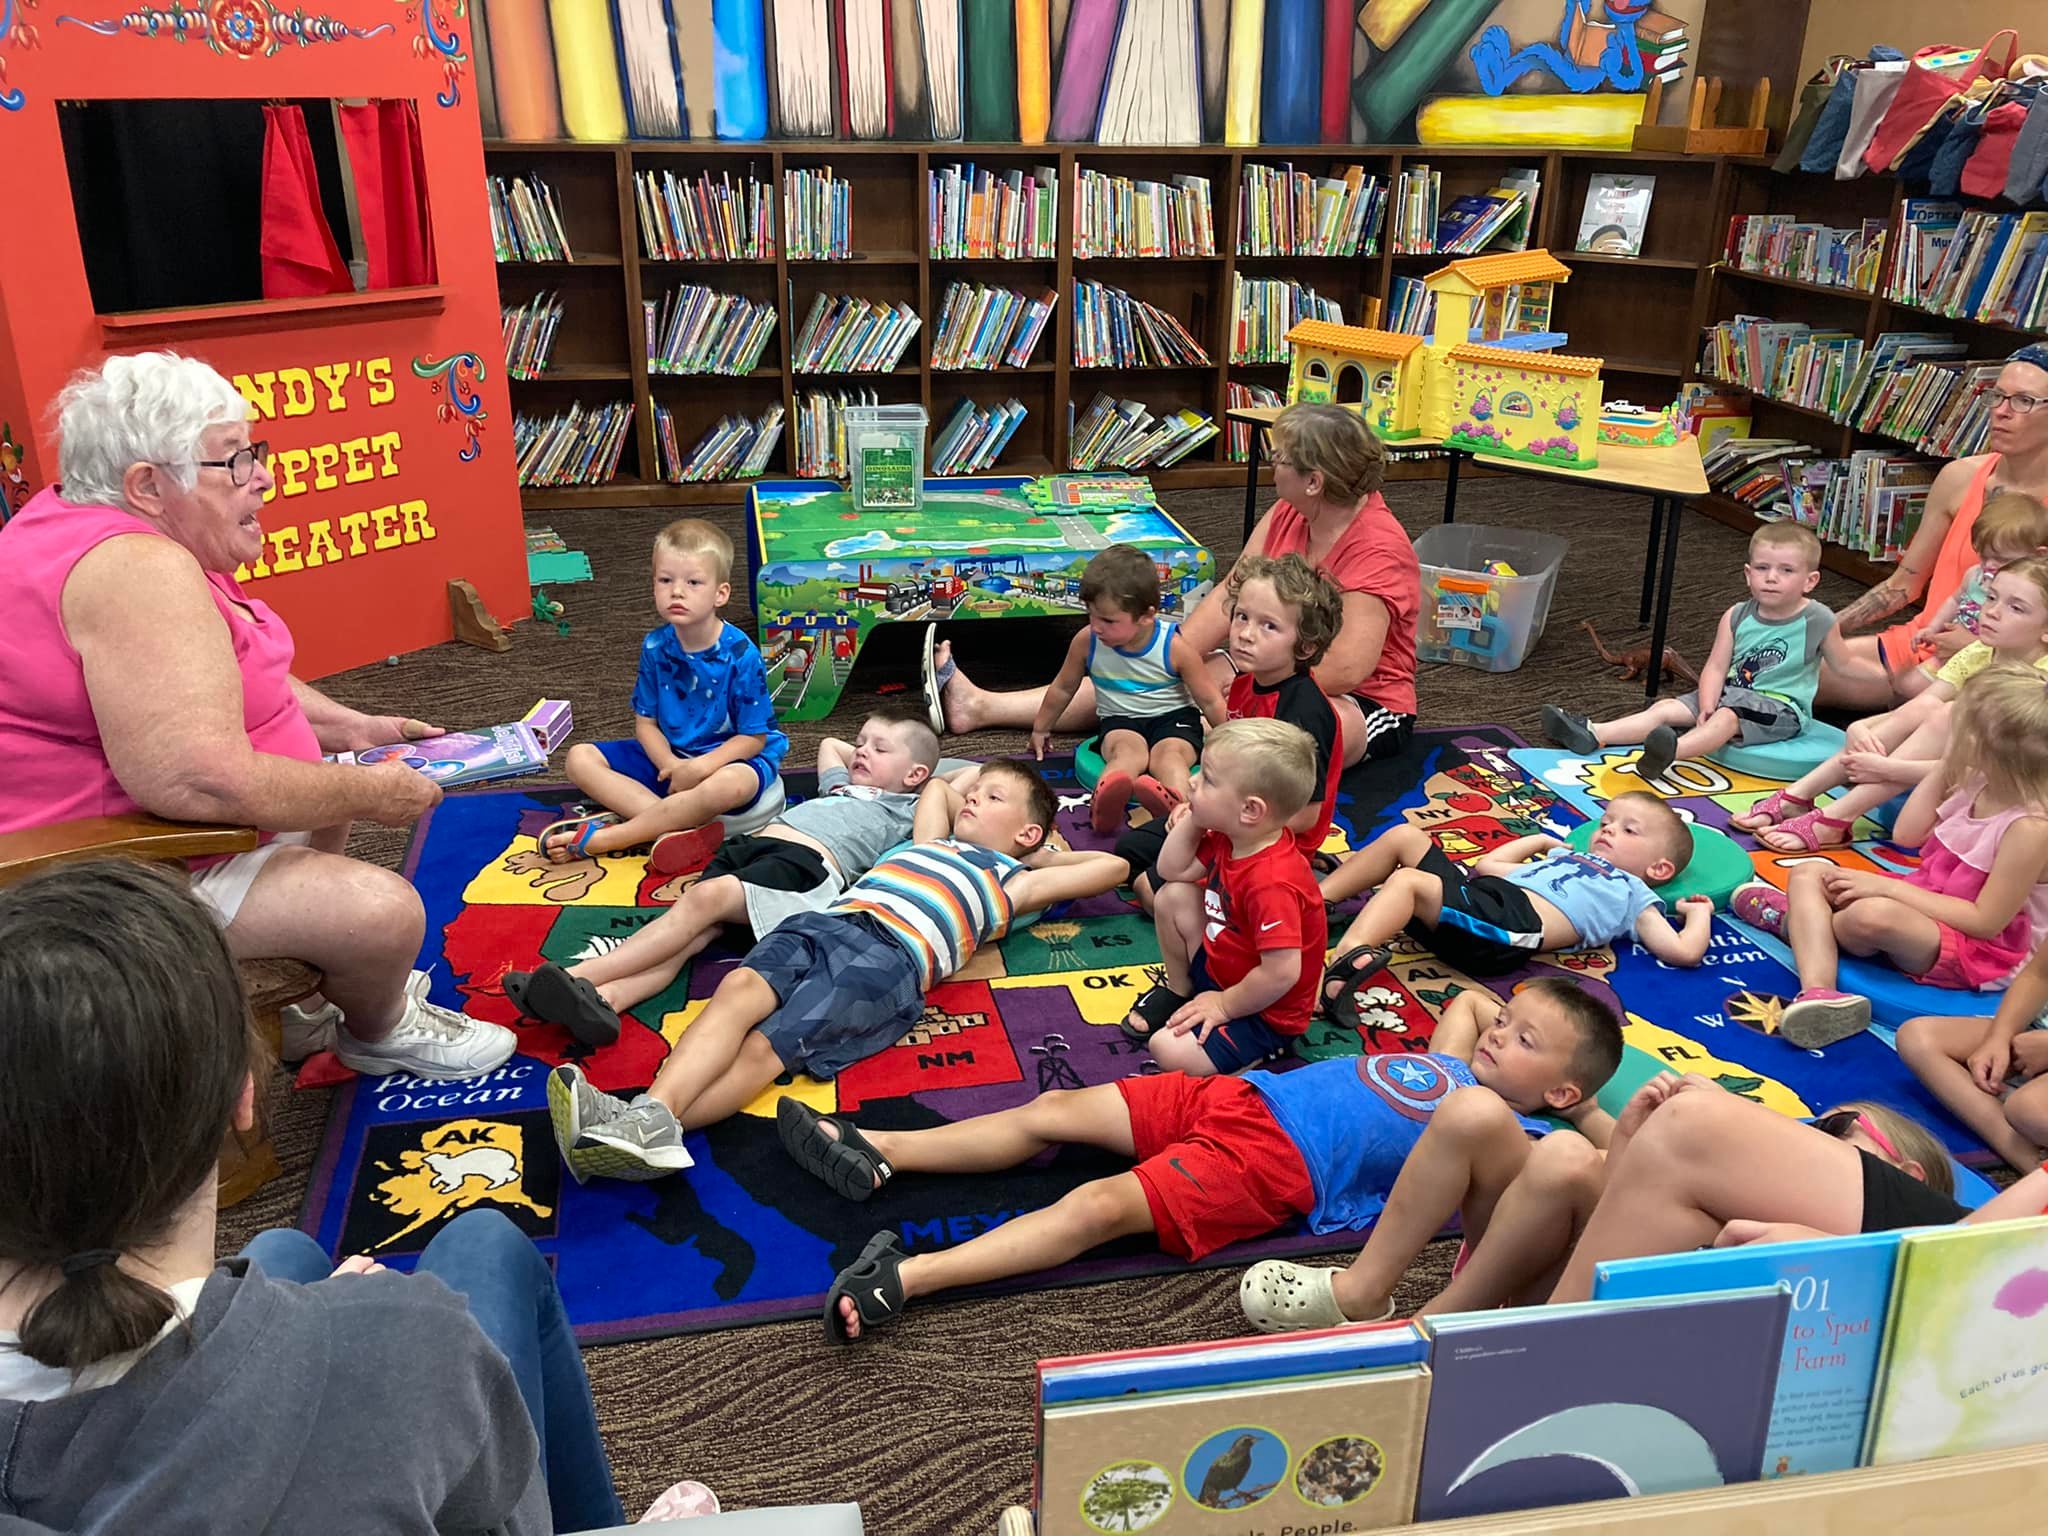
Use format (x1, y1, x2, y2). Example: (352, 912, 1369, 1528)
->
(282, 971, 430, 1063)
(332, 990, 516, 1081)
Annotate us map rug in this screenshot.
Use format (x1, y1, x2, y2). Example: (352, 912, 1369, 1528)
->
(298, 730, 1982, 1342)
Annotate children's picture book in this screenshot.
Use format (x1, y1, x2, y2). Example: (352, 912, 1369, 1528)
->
(1576, 173, 1656, 257)
(1038, 1365, 1431, 1533)
(1594, 1232, 1904, 1478)
(341, 721, 550, 788)
(1414, 1288, 1788, 1521)
(1038, 1320, 1429, 1406)
(1864, 1215, 2048, 1467)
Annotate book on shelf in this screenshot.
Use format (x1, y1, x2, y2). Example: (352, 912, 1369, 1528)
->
(488, 175, 573, 262)
(790, 291, 922, 373)
(1226, 379, 1283, 461)
(930, 396, 1029, 474)
(1415, 1289, 1789, 1522)
(1674, 383, 1751, 452)
(502, 292, 565, 380)
(1493, 165, 1542, 252)
(783, 166, 852, 261)
(1916, 209, 2048, 327)
(1595, 1232, 1909, 1479)
(1818, 450, 1938, 561)
(928, 162, 1058, 259)
(1885, 200, 1965, 305)
(1863, 357, 2005, 458)
(633, 167, 773, 261)
(1235, 161, 1386, 257)
(1068, 392, 1218, 469)
(1387, 275, 1436, 336)
(1391, 164, 1441, 255)
(654, 401, 785, 483)
(645, 286, 778, 376)
(1575, 172, 1655, 257)
(1074, 167, 1215, 258)
(513, 400, 635, 487)
(1864, 1216, 2048, 1467)
(1231, 274, 1339, 363)
(931, 282, 1057, 369)
(793, 387, 890, 477)
(1723, 213, 1887, 292)
(1071, 280, 1210, 368)
(1436, 188, 1528, 255)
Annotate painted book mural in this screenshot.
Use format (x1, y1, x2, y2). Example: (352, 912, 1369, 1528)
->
(476, 0, 1705, 145)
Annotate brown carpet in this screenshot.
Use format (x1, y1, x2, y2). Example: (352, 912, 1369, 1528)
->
(215, 477, 1864, 1532)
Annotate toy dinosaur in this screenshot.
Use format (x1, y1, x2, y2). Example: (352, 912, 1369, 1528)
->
(1581, 621, 1698, 684)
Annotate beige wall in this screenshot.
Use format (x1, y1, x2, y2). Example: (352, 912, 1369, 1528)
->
(1797, 0, 2026, 84)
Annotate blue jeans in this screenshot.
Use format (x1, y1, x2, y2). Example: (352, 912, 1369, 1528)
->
(242, 1211, 625, 1533)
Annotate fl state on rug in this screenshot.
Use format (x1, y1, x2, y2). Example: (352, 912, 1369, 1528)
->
(295, 729, 1984, 1343)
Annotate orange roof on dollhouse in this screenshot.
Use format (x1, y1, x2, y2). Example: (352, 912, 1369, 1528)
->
(1447, 343, 1604, 377)
(1282, 322, 1424, 359)
(1426, 252, 1572, 291)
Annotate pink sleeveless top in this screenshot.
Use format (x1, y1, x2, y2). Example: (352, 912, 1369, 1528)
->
(1908, 774, 2048, 981)
(0, 487, 323, 838)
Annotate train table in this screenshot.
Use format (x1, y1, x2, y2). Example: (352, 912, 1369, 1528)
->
(748, 476, 1216, 723)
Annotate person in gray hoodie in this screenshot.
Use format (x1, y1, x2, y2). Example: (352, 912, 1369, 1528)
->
(0, 859, 624, 1535)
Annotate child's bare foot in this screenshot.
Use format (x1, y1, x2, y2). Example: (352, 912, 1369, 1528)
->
(929, 639, 990, 733)
(823, 1229, 910, 1343)
(778, 1097, 893, 1199)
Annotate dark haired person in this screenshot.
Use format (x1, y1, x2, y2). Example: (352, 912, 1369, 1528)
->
(0, 861, 623, 1533)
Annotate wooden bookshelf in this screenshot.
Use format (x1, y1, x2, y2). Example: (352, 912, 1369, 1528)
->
(487, 140, 1789, 509)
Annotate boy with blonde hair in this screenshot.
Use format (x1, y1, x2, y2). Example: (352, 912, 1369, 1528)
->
(542, 519, 788, 873)
(1122, 718, 1328, 1075)
(1544, 521, 1876, 783)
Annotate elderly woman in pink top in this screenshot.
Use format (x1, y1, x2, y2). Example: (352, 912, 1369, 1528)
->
(0, 352, 513, 1082)
(927, 403, 1421, 769)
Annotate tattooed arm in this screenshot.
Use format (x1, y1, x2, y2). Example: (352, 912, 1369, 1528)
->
(1834, 459, 1978, 635)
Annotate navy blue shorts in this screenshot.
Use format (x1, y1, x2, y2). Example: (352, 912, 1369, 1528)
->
(594, 738, 778, 813)
(1189, 951, 1294, 1073)
(746, 911, 926, 1080)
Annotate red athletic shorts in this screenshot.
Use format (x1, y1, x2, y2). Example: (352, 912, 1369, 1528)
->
(1116, 1072, 1315, 1261)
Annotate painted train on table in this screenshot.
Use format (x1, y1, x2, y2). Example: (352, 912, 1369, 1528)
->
(477, 0, 1704, 145)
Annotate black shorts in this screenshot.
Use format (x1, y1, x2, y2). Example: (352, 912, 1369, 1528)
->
(1114, 819, 1171, 892)
(1097, 707, 1206, 755)
(1858, 1149, 1969, 1232)
(704, 833, 832, 894)
(1409, 844, 1547, 976)
(1351, 697, 1417, 761)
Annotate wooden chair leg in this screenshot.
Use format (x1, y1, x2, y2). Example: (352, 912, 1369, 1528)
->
(219, 974, 294, 1208)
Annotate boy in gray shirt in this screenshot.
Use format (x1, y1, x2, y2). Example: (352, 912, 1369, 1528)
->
(509, 707, 964, 1046)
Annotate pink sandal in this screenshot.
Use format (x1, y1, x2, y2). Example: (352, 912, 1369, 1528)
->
(1757, 807, 1852, 852)
(1731, 789, 1814, 832)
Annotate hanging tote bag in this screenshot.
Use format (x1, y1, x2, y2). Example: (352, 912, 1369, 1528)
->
(2010, 89, 2048, 203)
(1864, 29, 2020, 174)
(1775, 56, 1855, 173)
(1929, 93, 1995, 196)
(1964, 79, 2045, 199)
(1800, 50, 1902, 174)
(1835, 59, 1911, 178)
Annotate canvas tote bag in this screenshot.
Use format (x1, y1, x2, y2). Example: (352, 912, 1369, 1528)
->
(1834, 58, 1910, 178)
(1864, 29, 2020, 174)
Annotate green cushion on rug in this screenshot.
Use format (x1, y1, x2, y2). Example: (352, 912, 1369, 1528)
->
(1711, 720, 1846, 780)
(1564, 818, 1751, 909)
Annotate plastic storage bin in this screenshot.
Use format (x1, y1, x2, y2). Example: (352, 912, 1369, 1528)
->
(1412, 524, 1568, 673)
(845, 404, 928, 511)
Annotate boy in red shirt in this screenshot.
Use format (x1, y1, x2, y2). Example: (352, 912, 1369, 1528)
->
(1120, 717, 1328, 1075)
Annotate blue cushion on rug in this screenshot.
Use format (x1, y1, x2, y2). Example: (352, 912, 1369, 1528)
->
(1565, 818, 1752, 908)
(1954, 1159, 1998, 1209)
(1722, 915, 2004, 1030)
(1712, 721, 1846, 780)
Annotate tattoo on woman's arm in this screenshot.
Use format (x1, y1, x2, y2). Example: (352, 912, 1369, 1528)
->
(1835, 577, 1914, 635)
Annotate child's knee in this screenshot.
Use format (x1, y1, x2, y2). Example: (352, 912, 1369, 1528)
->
(564, 742, 606, 780)
(1895, 1014, 1952, 1064)
(1523, 1132, 1604, 1191)
(1061, 1174, 1153, 1237)
(1786, 863, 1828, 895)
(1148, 1030, 1215, 1075)
(1384, 825, 1431, 862)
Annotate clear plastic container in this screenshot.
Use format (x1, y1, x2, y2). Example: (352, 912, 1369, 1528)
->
(845, 404, 928, 511)
(1412, 523, 1568, 673)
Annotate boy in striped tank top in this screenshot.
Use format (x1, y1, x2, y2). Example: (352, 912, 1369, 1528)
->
(1032, 545, 1228, 834)
(546, 760, 1128, 1183)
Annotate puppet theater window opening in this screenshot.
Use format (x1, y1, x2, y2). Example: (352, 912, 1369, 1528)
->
(59, 97, 440, 315)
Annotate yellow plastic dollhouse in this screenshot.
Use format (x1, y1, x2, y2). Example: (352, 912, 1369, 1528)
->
(1283, 249, 1606, 469)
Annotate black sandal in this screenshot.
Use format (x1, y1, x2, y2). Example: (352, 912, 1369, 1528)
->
(501, 969, 535, 1016)
(1120, 983, 1192, 1042)
(1319, 945, 1393, 1022)
(524, 962, 622, 1048)
(823, 1229, 910, 1344)
(778, 1097, 893, 1202)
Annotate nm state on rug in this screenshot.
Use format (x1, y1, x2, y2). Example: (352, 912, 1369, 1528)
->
(297, 729, 1981, 1343)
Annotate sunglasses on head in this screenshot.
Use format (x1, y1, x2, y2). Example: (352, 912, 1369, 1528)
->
(1813, 1108, 1900, 1164)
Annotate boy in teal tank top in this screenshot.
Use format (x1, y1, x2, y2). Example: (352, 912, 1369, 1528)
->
(1543, 522, 1881, 783)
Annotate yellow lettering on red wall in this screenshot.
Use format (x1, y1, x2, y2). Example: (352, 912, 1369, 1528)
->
(365, 357, 395, 406)
(371, 503, 403, 549)
(266, 526, 303, 574)
(277, 368, 317, 418)
(312, 362, 352, 411)
(399, 499, 436, 543)
(339, 510, 371, 555)
(303, 520, 344, 568)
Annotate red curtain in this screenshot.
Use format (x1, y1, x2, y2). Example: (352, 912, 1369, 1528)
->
(259, 105, 354, 298)
(339, 100, 438, 289)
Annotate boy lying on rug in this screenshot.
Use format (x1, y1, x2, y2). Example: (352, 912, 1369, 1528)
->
(1317, 791, 1714, 1018)
(504, 707, 970, 1047)
(777, 975, 1621, 1342)
(543, 760, 1127, 1182)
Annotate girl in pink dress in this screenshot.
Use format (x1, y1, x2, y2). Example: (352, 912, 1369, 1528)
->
(1731, 662, 2048, 1048)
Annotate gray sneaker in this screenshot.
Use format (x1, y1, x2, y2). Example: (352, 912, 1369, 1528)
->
(1541, 705, 1600, 756)
(330, 990, 516, 1081)
(548, 1064, 693, 1183)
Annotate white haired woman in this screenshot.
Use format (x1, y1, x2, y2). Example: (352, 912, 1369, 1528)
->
(0, 351, 512, 1080)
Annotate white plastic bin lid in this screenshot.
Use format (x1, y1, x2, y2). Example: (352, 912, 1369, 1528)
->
(844, 405, 928, 429)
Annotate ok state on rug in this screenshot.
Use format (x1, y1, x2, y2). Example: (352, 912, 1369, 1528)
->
(298, 729, 1984, 1343)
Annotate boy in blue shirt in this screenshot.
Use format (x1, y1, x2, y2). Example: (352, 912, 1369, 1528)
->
(542, 519, 788, 874)
(1317, 790, 1713, 1013)
(776, 974, 1621, 1343)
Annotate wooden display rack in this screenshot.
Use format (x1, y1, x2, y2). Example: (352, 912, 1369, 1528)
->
(1635, 76, 1772, 155)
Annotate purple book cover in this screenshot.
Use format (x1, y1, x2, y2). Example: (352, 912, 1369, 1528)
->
(1048, 0, 1119, 141)
(349, 723, 550, 789)
(1415, 1288, 1789, 1522)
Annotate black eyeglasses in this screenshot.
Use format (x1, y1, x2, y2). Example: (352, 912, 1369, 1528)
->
(184, 440, 270, 487)
(1989, 390, 2045, 416)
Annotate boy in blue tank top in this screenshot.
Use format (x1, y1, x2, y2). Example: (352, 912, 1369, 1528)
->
(1542, 522, 1880, 783)
(776, 976, 1622, 1344)
(1032, 544, 1228, 833)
